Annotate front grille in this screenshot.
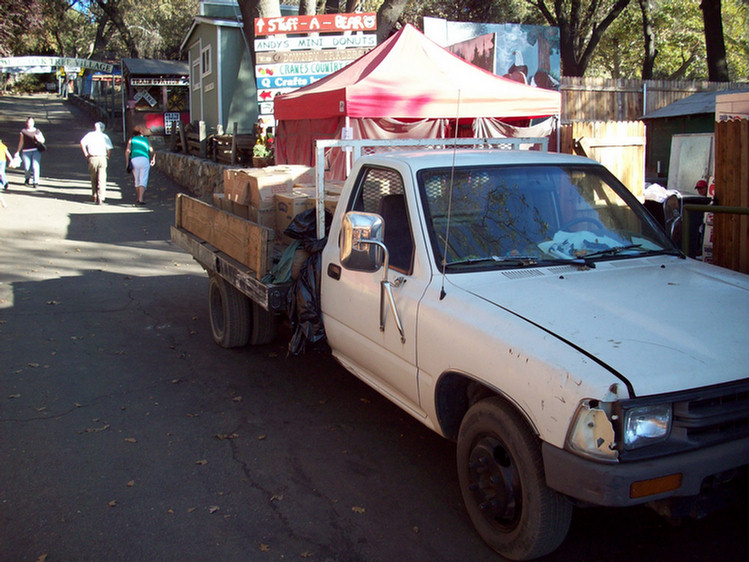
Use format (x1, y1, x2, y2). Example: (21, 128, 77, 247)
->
(673, 385, 749, 446)
(618, 378, 749, 462)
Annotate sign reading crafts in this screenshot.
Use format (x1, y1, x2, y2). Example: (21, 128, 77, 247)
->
(253, 13, 377, 123)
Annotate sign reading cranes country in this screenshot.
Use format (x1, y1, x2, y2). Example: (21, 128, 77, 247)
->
(253, 13, 377, 124)
(255, 60, 354, 90)
(254, 13, 376, 36)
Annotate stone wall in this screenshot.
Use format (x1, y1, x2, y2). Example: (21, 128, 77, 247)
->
(155, 151, 229, 198)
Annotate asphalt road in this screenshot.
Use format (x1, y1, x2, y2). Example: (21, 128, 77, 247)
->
(1, 94, 747, 562)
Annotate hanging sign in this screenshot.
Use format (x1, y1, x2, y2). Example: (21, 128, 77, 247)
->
(254, 33, 376, 52)
(256, 60, 353, 78)
(256, 74, 326, 90)
(254, 13, 376, 36)
(255, 47, 371, 64)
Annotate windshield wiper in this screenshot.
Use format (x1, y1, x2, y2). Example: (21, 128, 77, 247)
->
(445, 255, 587, 269)
(577, 244, 644, 260)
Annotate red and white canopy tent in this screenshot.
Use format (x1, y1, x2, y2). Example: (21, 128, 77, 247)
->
(273, 24, 561, 178)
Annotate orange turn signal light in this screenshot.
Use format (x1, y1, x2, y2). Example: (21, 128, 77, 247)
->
(630, 473, 683, 499)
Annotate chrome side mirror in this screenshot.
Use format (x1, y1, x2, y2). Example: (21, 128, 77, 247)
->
(340, 211, 385, 272)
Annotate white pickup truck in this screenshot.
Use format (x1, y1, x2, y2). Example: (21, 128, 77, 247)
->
(172, 142, 749, 560)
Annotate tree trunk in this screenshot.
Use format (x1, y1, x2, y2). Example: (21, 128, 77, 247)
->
(376, 0, 409, 43)
(531, 0, 632, 77)
(700, 0, 730, 81)
(298, 0, 317, 15)
(638, 0, 657, 79)
(95, 0, 139, 57)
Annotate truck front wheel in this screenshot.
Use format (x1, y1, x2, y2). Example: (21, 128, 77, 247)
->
(208, 274, 250, 348)
(457, 398, 572, 561)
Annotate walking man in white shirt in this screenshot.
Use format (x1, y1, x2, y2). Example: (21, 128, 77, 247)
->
(80, 122, 114, 204)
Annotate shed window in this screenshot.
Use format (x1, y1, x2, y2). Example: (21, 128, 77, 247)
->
(201, 46, 212, 77)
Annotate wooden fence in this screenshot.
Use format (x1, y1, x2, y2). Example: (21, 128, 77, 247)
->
(170, 121, 256, 165)
(712, 119, 749, 273)
(561, 77, 749, 122)
(560, 121, 646, 197)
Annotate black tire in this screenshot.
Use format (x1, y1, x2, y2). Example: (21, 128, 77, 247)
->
(457, 397, 572, 561)
(248, 300, 277, 346)
(208, 274, 250, 348)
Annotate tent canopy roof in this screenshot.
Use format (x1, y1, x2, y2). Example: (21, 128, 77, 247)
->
(273, 24, 560, 121)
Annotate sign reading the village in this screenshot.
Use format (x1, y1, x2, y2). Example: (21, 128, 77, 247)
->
(0, 56, 114, 73)
(254, 13, 376, 36)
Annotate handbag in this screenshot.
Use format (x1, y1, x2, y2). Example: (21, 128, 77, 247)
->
(126, 159, 133, 173)
(35, 139, 46, 152)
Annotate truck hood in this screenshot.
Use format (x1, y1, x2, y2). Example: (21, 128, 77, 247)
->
(449, 256, 749, 397)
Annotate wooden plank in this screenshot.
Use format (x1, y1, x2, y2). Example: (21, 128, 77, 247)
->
(177, 194, 272, 277)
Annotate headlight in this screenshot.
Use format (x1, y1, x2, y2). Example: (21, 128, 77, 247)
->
(623, 405, 671, 449)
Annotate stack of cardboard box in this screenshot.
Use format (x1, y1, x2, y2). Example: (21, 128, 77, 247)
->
(214, 164, 342, 247)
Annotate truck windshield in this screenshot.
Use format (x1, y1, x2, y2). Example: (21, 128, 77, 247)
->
(417, 163, 677, 270)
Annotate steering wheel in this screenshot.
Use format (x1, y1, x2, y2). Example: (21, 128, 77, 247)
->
(560, 216, 606, 232)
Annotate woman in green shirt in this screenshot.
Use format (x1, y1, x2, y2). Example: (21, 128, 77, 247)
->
(125, 126, 155, 205)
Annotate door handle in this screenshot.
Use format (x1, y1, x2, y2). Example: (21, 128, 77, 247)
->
(327, 263, 341, 280)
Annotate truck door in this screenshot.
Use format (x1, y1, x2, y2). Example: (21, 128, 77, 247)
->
(322, 165, 429, 415)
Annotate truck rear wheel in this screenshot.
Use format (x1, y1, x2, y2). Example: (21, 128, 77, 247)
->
(457, 397, 572, 561)
(248, 300, 277, 346)
(208, 274, 250, 348)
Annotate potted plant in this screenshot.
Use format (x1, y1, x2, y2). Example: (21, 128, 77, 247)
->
(252, 131, 274, 167)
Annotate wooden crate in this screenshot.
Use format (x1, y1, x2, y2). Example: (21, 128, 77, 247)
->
(175, 194, 273, 277)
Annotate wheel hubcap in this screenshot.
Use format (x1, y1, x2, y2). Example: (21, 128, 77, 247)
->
(467, 436, 522, 530)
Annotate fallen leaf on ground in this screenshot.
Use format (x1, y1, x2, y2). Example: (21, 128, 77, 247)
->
(208, 505, 220, 513)
(108, 500, 117, 507)
(8, 394, 21, 399)
(215, 433, 239, 440)
(257, 434, 267, 440)
(195, 459, 208, 465)
(270, 494, 283, 502)
(80, 424, 110, 434)
(259, 544, 270, 552)
(351, 506, 365, 514)
(124, 437, 137, 443)
(36, 555, 48, 562)
(126, 480, 135, 487)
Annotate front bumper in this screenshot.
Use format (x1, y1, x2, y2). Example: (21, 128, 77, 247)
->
(542, 435, 749, 507)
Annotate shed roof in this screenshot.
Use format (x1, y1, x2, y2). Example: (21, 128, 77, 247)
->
(121, 58, 189, 76)
(642, 87, 749, 120)
(180, 16, 244, 52)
